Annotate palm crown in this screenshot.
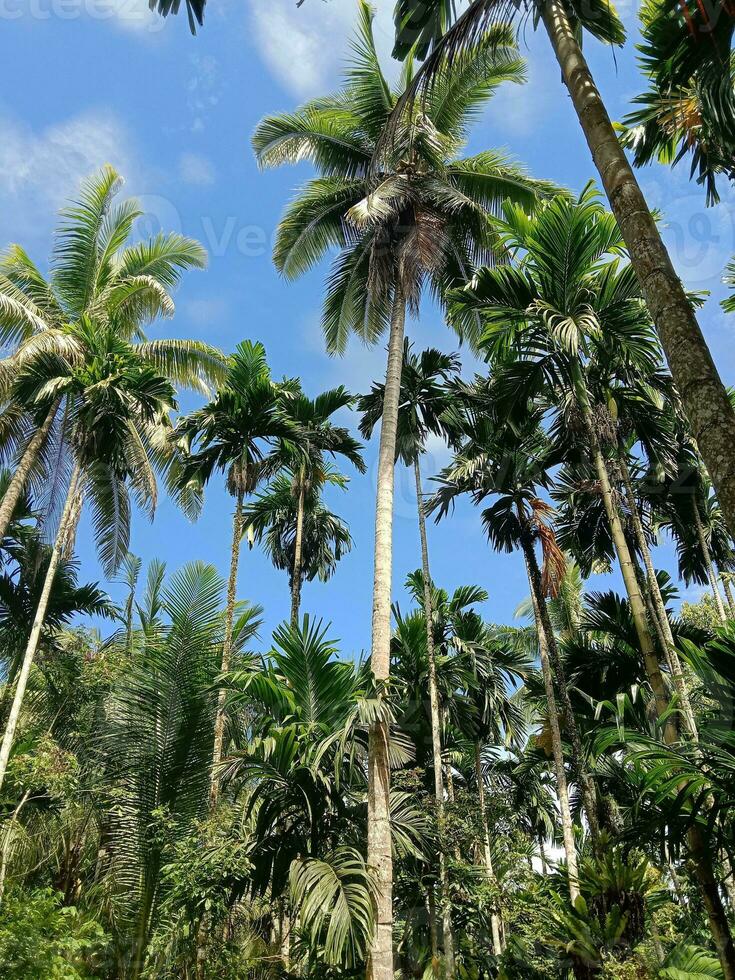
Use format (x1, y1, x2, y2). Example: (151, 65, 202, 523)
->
(252, 0, 557, 353)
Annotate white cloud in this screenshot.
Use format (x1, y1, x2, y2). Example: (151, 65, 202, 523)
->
(182, 297, 229, 324)
(0, 110, 136, 246)
(249, 0, 397, 98)
(179, 151, 216, 186)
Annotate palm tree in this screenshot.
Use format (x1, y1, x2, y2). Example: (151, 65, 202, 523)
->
(622, 0, 734, 205)
(359, 341, 460, 972)
(243, 466, 354, 620)
(389, 0, 735, 544)
(253, 8, 555, 969)
(449, 187, 673, 730)
(101, 561, 261, 977)
(0, 166, 220, 545)
(0, 322, 179, 793)
(173, 341, 299, 809)
(273, 385, 365, 626)
(430, 411, 586, 900)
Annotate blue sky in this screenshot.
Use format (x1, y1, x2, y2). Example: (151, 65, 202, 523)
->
(1, 0, 734, 654)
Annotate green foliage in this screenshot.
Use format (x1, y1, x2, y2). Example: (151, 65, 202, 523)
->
(0, 887, 108, 979)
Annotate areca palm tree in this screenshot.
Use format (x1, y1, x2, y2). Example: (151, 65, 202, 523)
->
(449, 187, 674, 732)
(389, 0, 735, 542)
(359, 342, 460, 972)
(271, 385, 365, 626)
(253, 8, 555, 969)
(173, 340, 299, 809)
(0, 165, 220, 545)
(430, 410, 587, 900)
(243, 466, 354, 620)
(0, 321, 180, 794)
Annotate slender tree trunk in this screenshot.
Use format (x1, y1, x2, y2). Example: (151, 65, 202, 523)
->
(209, 480, 245, 807)
(539, 836, 549, 875)
(721, 574, 735, 618)
(290, 474, 306, 628)
(0, 789, 31, 904)
(0, 400, 59, 544)
(571, 366, 672, 727)
(414, 456, 455, 975)
(0, 463, 81, 793)
(367, 290, 406, 980)
(518, 510, 600, 843)
(198, 480, 246, 979)
(522, 553, 579, 903)
(541, 0, 735, 542)
(474, 742, 504, 955)
(618, 456, 698, 738)
(693, 500, 728, 623)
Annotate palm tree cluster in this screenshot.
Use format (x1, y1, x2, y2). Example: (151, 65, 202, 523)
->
(2, 1, 735, 979)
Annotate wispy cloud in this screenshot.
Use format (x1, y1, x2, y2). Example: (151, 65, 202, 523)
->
(0, 110, 136, 246)
(179, 152, 216, 186)
(248, 0, 396, 99)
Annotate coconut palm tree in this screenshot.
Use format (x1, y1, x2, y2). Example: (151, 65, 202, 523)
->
(253, 9, 556, 968)
(389, 0, 735, 544)
(271, 385, 365, 626)
(0, 321, 179, 793)
(173, 341, 299, 809)
(0, 166, 220, 545)
(243, 466, 354, 621)
(359, 342, 460, 971)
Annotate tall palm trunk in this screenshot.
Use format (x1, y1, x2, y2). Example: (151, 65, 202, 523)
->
(722, 575, 735, 618)
(571, 365, 672, 723)
(414, 456, 455, 976)
(518, 507, 600, 842)
(0, 462, 81, 793)
(474, 742, 504, 955)
(367, 289, 406, 980)
(290, 472, 306, 628)
(0, 400, 59, 543)
(618, 455, 698, 738)
(693, 500, 728, 623)
(209, 475, 246, 810)
(540, 0, 735, 542)
(569, 385, 735, 974)
(521, 550, 579, 903)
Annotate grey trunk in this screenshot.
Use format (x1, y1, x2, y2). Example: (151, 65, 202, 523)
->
(693, 500, 728, 623)
(414, 456, 455, 975)
(366, 290, 406, 980)
(290, 475, 306, 628)
(0, 399, 59, 543)
(0, 463, 81, 793)
(541, 0, 735, 542)
(209, 478, 245, 810)
(523, 554, 580, 902)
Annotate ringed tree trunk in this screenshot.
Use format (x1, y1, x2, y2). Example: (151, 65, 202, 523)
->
(290, 473, 307, 628)
(721, 574, 735, 618)
(0, 462, 81, 793)
(414, 455, 455, 976)
(367, 288, 406, 980)
(474, 742, 504, 955)
(0, 399, 60, 543)
(692, 500, 728, 624)
(540, 0, 735, 542)
(209, 471, 246, 810)
(571, 364, 673, 727)
(518, 507, 601, 844)
(568, 381, 735, 973)
(521, 549, 580, 903)
(618, 455, 698, 738)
